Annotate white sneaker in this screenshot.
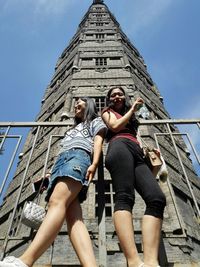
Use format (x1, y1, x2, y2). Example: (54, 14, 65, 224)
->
(0, 256, 28, 267)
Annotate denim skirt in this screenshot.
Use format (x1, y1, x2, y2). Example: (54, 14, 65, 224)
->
(45, 148, 91, 202)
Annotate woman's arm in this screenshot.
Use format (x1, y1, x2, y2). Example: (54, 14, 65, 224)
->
(102, 97, 143, 132)
(86, 128, 105, 182)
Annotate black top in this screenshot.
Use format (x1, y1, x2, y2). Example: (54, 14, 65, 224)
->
(102, 108, 139, 142)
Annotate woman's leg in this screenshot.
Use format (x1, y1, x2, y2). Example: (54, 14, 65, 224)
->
(142, 215, 162, 267)
(135, 164, 166, 267)
(114, 210, 143, 267)
(105, 139, 143, 267)
(66, 199, 97, 267)
(19, 178, 82, 267)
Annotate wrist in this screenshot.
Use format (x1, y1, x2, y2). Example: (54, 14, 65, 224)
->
(130, 106, 135, 114)
(91, 162, 98, 167)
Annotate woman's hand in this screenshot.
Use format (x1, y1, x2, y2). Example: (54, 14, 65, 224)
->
(86, 163, 97, 183)
(131, 97, 144, 113)
(85, 129, 105, 183)
(33, 173, 51, 193)
(153, 148, 161, 157)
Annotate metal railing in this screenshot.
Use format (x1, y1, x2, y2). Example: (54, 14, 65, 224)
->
(0, 119, 200, 265)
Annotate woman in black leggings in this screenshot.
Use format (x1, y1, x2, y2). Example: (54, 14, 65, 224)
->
(102, 86, 166, 267)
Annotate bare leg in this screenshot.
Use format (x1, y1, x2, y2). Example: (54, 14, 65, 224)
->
(66, 199, 97, 267)
(19, 178, 82, 267)
(142, 215, 162, 267)
(114, 210, 143, 267)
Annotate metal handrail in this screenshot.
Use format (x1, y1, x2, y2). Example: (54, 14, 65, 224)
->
(0, 119, 200, 261)
(0, 118, 200, 127)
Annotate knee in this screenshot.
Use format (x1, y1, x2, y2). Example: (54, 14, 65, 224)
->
(48, 197, 59, 209)
(48, 194, 66, 209)
(145, 191, 166, 219)
(114, 191, 135, 213)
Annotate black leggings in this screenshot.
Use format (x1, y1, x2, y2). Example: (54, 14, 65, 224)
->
(105, 138, 166, 219)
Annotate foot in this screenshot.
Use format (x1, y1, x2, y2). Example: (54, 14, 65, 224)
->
(0, 256, 28, 267)
(128, 262, 144, 267)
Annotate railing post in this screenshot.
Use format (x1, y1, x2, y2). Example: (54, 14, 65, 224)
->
(166, 123, 200, 219)
(0, 126, 10, 155)
(97, 153, 107, 267)
(1, 126, 41, 259)
(0, 136, 22, 197)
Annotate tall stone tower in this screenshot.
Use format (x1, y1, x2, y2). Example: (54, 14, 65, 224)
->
(0, 1, 199, 266)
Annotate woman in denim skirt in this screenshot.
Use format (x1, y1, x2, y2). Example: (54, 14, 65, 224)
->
(0, 98, 106, 267)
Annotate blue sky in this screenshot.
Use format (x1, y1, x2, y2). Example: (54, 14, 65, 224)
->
(0, 0, 200, 121)
(0, 0, 200, 195)
(0, 0, 200, 145)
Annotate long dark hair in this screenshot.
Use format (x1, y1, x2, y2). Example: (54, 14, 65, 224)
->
(105, 86, 139, 133)
(74, 97, 98, 126)
(106, 86, 132, 115)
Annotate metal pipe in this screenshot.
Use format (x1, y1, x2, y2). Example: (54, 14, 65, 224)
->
(2, 126, 41, 259)
(0, 126, 10, 152)
(0, 118, 200, 128)
(110, 183, 114, 215)
(0, 135, 22, 198)
(0, 119, 200, 260)
(166, 124, 200, 218)
(37, 134, 63, 205)
(155, 132, 200, 165)
(41, 134, 63, 179)
(154, 133, 187, 237)
(184, 133, 200, 165)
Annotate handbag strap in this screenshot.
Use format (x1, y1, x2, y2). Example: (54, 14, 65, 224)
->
(137, 129, 154, 150)
(31, 173, 51, 204)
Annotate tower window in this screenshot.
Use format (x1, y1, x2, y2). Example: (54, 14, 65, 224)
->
(94, 97, 106, 112)
(81, 58, 93, 67)
(96, 34, 104, 39)
(96, 22, 103, 26)
(109, 57, 121, 65)
(95, 58, 107, 66)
